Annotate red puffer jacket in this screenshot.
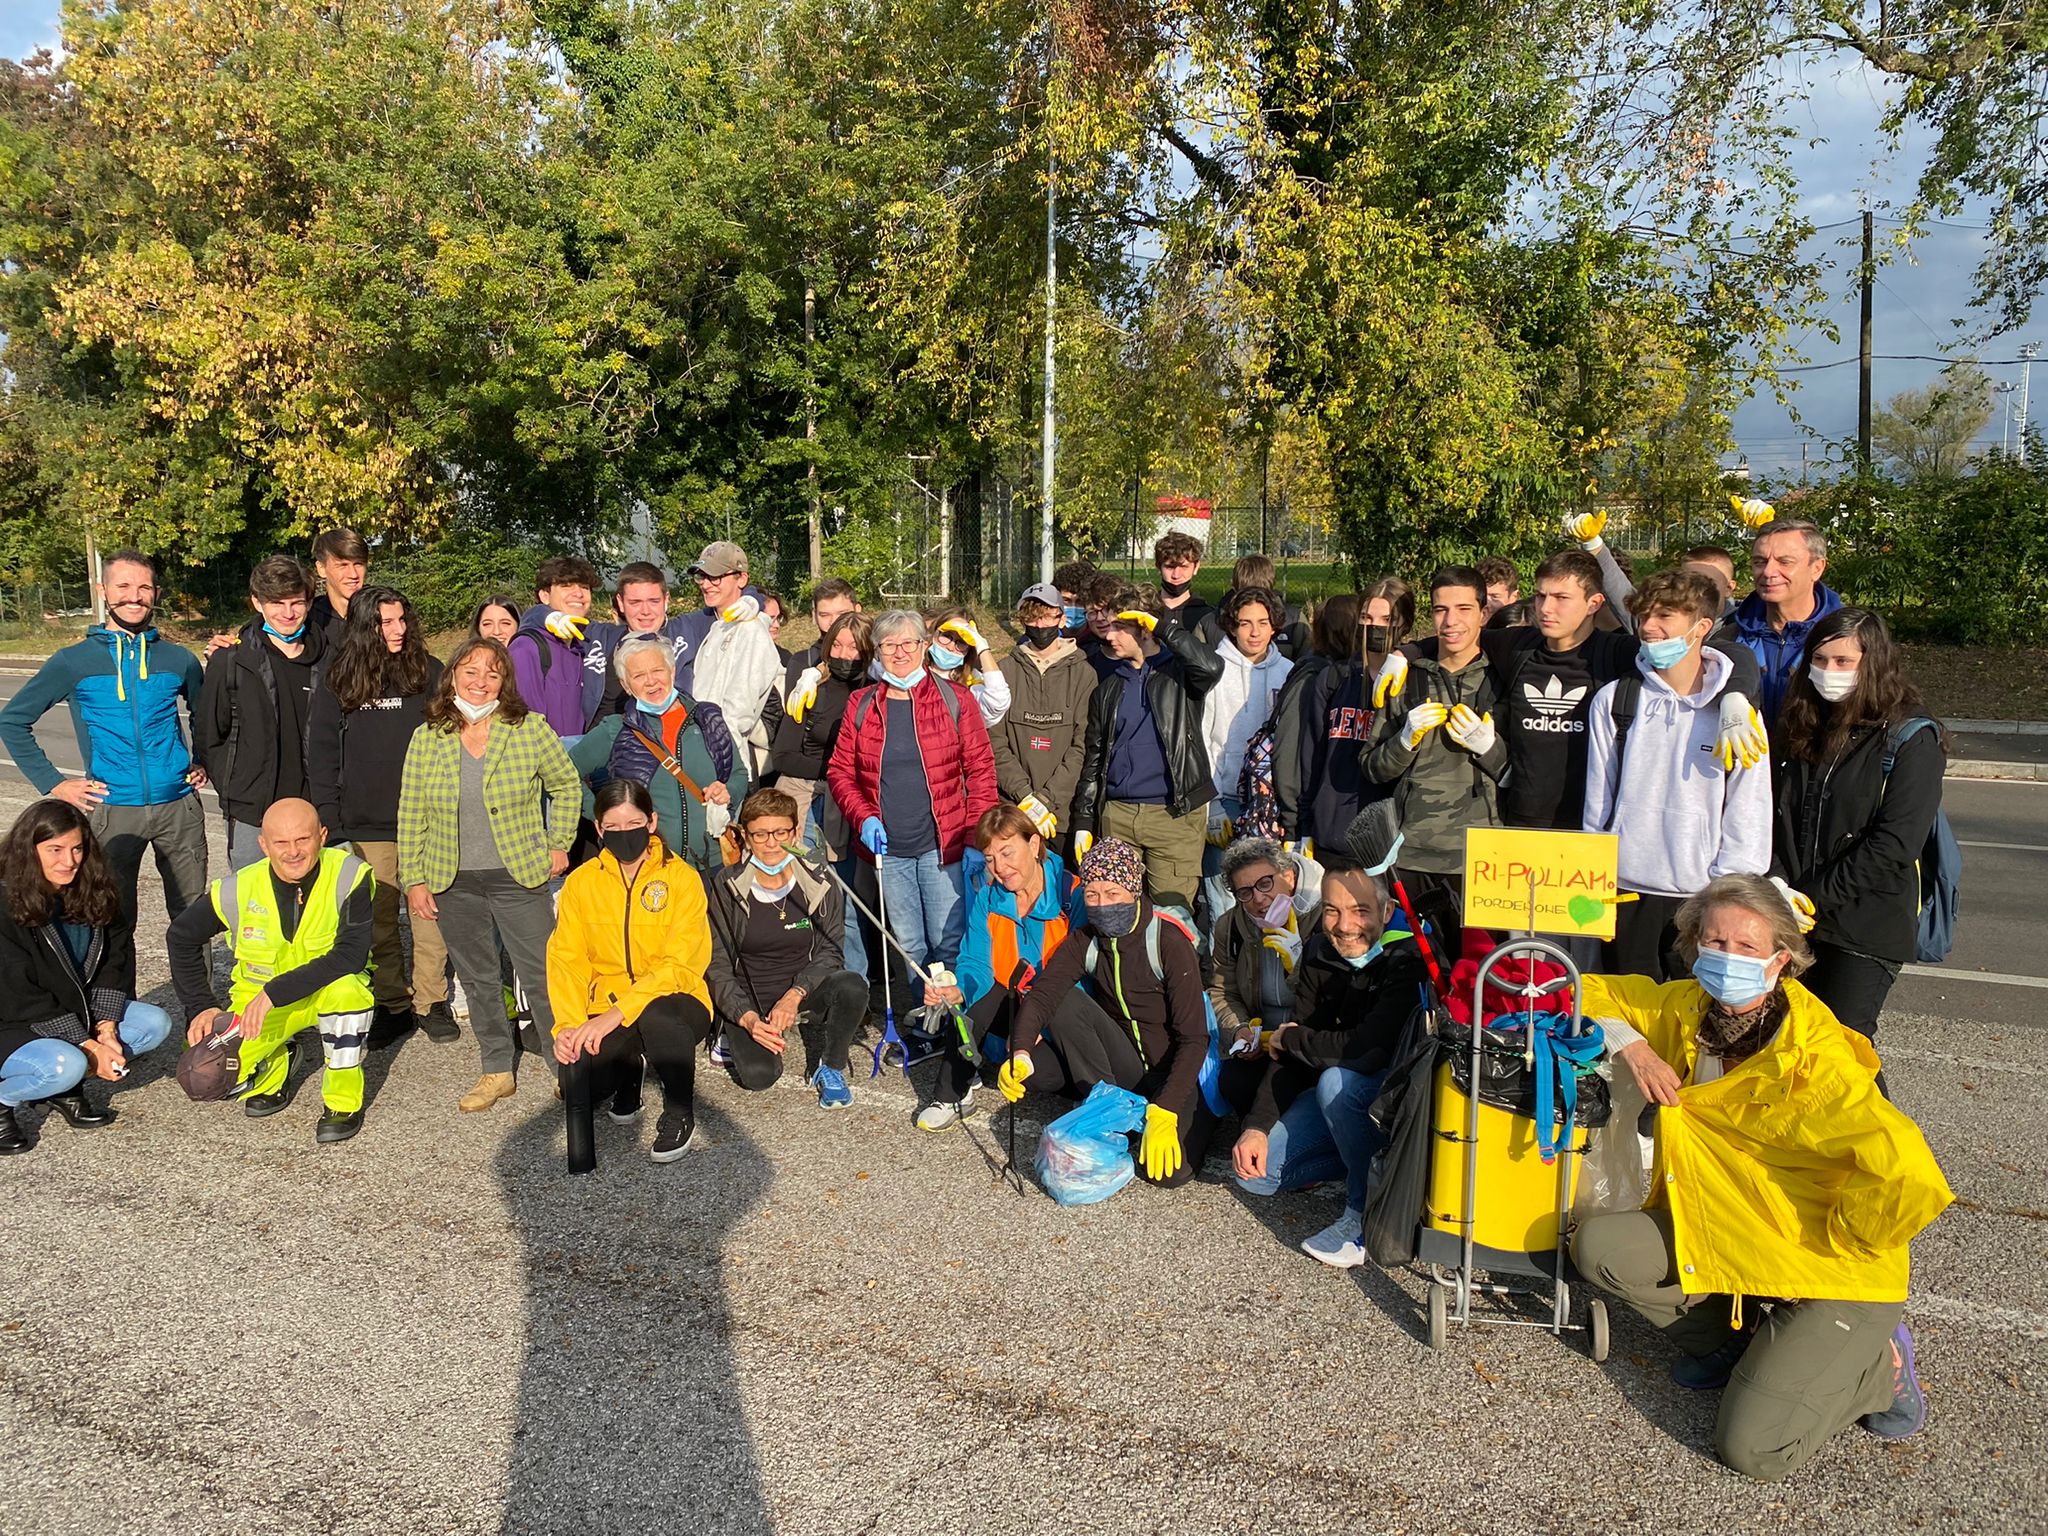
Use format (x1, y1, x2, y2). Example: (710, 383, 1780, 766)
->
(826, 675, 999, 865)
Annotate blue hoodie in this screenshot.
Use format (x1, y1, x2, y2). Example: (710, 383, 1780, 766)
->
(954, 849, 1087, 1010)
(0, 624, 205, 806)
(1734, 583, 1844, 721)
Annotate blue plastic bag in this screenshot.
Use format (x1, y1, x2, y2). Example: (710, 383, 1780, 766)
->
(1035, 1082, 1148, 1206)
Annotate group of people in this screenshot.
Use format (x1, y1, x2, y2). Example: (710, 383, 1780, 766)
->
(0, 503, 1954, 1484)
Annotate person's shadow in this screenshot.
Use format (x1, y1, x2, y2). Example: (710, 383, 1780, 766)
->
(494, 1089, 775, 1534)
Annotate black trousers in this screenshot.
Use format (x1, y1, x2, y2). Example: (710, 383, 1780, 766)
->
(1802, 940, 1900, 1042)
(562, 994, 711, 1160)
(719, 969, 869, 1089)
(1601, 893, 1688, 982)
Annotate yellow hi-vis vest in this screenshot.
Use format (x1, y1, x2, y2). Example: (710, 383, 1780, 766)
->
(211, 848, 376, 1016)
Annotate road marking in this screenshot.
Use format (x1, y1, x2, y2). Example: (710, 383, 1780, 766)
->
(1901, 965, 2048, 990)
(1879, 1046, 2048, 1076)
(1908, 1294, 2048, 1342)
(1957, 840, 2048, 852)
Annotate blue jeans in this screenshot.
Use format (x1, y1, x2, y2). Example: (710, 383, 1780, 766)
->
(0, 1000, 175, 1106)
(1233, 1065, 1388, 1210)
(875, 850, 966, 976)
(833, 853, 870, 980)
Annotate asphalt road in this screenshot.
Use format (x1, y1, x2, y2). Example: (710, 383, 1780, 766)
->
(0, 692, 2044, 1533)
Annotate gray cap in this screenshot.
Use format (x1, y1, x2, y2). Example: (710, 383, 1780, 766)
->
(1018, 582, 1064, 612)
(688, 540, 748, 578)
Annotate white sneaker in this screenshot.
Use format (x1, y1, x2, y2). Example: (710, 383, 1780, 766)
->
(915, 1089, 977, 1133)
(1301, 1209, 1367, 1269)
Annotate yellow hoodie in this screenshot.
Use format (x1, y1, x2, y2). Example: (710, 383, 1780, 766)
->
(547, 838, 711, 1031)
(1581, 974, 1953, 1305)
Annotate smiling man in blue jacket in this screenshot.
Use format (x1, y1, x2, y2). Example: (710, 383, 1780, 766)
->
(0, 549, 209, 919)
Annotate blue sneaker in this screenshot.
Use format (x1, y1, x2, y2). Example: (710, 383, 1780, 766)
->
(1860, 1324, 1927, 1439)
(1670, 1334, 1749, 1390)
(709, 1030, 733, 1067)
(811, 1063, 853, 1110)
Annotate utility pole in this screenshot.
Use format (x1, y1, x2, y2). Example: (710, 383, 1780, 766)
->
(2022, 341, 2041, 452)
(85, 525, 103, 623)
(805, 283, 821, 581)
(1996, 382, 2019, 454)
(1857, 209, 1874, 474)
(1039, 31, 1057, 585)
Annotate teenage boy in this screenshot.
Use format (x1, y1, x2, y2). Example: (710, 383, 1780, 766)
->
(1069, 579, 1224, 918)
(1151, 532, 1221, 648)
(784, 577, 859, 688)
(309, 528, 370, 643)
(1582, 569, 1773, 979)
(1053, 560, 1097, 638)
(677, 540, 784, 774)
(989, 582, 1098, 843)
(0, 550, 209, 919)
(584, 561, 691, 726)
(198, 556, 331, 870)
(1364, 566, 1507, 953)
(510, 555, 601, 739)
(1566, 512, 1741, 635)
(1477, 556, 1521, 617)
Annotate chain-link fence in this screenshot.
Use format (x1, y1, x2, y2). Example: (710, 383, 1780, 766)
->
(0, 581, 97, 632)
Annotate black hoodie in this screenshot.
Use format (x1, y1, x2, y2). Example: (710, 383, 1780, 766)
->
(197, 619, 331, 826)
(305, 655, 445, 842)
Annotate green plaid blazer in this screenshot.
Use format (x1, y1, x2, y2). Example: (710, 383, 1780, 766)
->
(397, 713, 581, 892)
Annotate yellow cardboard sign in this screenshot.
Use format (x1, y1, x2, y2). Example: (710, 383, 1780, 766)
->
(1462, 828, 1623, 940)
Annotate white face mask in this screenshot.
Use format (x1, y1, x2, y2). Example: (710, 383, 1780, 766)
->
(454, 696, 499, 724)
(1809, 665, 1856, 703)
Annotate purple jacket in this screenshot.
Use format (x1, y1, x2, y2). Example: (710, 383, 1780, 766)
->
(509, 603, 592, 739)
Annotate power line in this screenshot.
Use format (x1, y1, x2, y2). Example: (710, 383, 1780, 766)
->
(1776, 353, 2041, 373)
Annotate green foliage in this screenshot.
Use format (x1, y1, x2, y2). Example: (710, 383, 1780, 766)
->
(375, 525, 544, 635)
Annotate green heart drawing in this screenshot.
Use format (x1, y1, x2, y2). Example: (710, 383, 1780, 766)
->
(1567, 895, 1603, 928)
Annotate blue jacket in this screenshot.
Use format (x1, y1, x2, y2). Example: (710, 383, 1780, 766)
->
(1734, 583, 1844, 722)
(0, 625, 205, 806)
(954, 850, 1087, 1010)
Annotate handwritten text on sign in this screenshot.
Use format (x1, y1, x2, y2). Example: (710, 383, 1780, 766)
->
(1462, 828, 1622, 940)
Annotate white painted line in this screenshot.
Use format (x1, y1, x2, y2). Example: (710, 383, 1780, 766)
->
(1957, 840, 2048, 852)
(1901, 965, 2048, 990)
(1908, 1294, 2048, 1342)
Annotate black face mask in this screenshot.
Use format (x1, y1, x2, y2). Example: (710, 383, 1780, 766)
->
(107, 605, 155, 636)
(1362, 624, 1395, 660)
(1021, 623, 1060, 651)
(827, 656, 864, 684)
(1160, 577, 1192, 598)
(601, 827, 651, 863)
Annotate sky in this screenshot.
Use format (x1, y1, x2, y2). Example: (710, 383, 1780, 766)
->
(4, 7, 2040, 481)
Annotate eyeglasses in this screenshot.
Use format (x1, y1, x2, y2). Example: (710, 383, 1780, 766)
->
(877, 638, 922, 653)
(1231, 871, 1280, 904)
(745, 826, 797, 845)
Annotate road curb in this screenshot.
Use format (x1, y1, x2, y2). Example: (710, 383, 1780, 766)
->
(1948, 719, 2048, 735)
(1947, 759, 2048, 782)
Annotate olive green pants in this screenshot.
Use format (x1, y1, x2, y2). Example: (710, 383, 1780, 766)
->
(1100, 800, 1206, 918)
(1574, 1209, 1901, 1483)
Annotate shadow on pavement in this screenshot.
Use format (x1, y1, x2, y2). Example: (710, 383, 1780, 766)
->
(495, 1085, 776, 1536)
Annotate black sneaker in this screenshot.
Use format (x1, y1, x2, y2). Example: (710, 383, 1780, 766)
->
(651, 1108, 696, 1163)
(1671, 1333, 1750, 1390)
(417, 1002, 459, 1044)
(609, 1065, 644, 1125)
(366, 1006, 416, 1050)
(241, 1039, 304, 1118)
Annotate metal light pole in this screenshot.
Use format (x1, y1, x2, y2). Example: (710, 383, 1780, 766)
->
(1995, 382, 2019, 455)
(1038, 23, 1057, 585)
(2022, 342, 2040, 451)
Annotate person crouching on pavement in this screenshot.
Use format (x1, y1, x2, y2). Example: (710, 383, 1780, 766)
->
(547, 779, 715, 1172)
(703, 787, 870, 1111)
(999, 838, 1215, 1188)
(0, 800, 175, 1152)
(166, 798, 376, 1145)
(1573, 872, 1952, 1482)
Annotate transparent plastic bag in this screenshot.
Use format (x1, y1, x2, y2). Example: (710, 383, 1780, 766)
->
(1571, 1060, 1655, 1219)
(1035, 1082, 1148, 1206)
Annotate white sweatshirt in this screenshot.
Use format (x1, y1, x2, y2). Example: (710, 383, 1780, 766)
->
(1580, 646, 1771, 897)
(691, 599, 784, 763)
(1203, 640, 1293, 798)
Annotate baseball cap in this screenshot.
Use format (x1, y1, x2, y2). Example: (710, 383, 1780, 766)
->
(1018, 582, 1063, 612)
(176, 1014, 246, 1102)
(688, 541, 749, 579)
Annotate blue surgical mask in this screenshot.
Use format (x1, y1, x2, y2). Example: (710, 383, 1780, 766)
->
(1641, 634, 1693, 670)
(263, 621, 307, 643)
(1342, 940, 1385, 970)
(1063, 604, 1087, 629)
(1087, 900, 1139, 938)
(638, 687, 680, 714)
(928, 643, 965, 671)
(1692, 946, 1776, 1008)
(751, 851, 795, 876)
(881, 667, 926, 691)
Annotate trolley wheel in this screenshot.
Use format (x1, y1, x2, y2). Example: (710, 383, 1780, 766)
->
(1427, 1282, 1448, 1351)
(1588, 1297, 1610, 1363)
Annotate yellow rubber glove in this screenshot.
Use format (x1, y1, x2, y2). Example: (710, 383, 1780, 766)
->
(1073, 829, 1094, 860)
(1770, 877, 1818, 934)
(939, 618, 987, 653)
(996, 1052, 1034, 1103)
(1141, 1103, 1182, 1182)
(1372, 651, 1409, 709)
(786, 666, 821, 723)
(1563, 509, 1607, 549)
(543, 611, 588, 643)
(1445, 703, 1497, 755)
(1730, 494, 1776, 531)
(1715, 694, 1769, 771)
(1114, 609, 1157, 634)
(1261, 930, 1301, 972)
(719, 595, 761, 624)
(1017, 794, 1057, 838)
(1205, 808, 1235, 849)
(1403, 700, 1449, 749)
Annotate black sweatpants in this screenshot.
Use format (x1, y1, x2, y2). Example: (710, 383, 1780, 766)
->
(1602, 892, 1688, 982)
(719, 969, 869, 1090)
(1802, 940, 1900, 1042)
(562, 993, 711, 1127)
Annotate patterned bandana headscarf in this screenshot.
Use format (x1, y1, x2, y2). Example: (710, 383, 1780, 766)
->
(1078, 837, 1145, 896)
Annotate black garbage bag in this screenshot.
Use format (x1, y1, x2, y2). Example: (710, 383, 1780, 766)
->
(1360, 1004, 1441, 1267)
(1437, 1017, 1612, 1128)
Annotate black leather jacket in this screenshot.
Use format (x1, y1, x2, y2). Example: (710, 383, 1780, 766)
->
(1071, 619, 1226, 829)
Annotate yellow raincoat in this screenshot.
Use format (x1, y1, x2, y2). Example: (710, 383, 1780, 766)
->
(1582, 973, 1952, 1305)
(547, 837, 711, 1032)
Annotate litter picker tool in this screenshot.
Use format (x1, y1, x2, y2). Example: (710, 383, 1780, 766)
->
(1344, 799, 1448, 998)
(813, 857, 980, 1077)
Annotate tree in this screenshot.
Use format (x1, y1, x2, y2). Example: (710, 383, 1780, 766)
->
(1871, 365, 1995, 479)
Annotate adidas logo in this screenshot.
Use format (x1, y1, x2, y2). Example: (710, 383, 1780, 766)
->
(1524, 676, 1588, 716)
